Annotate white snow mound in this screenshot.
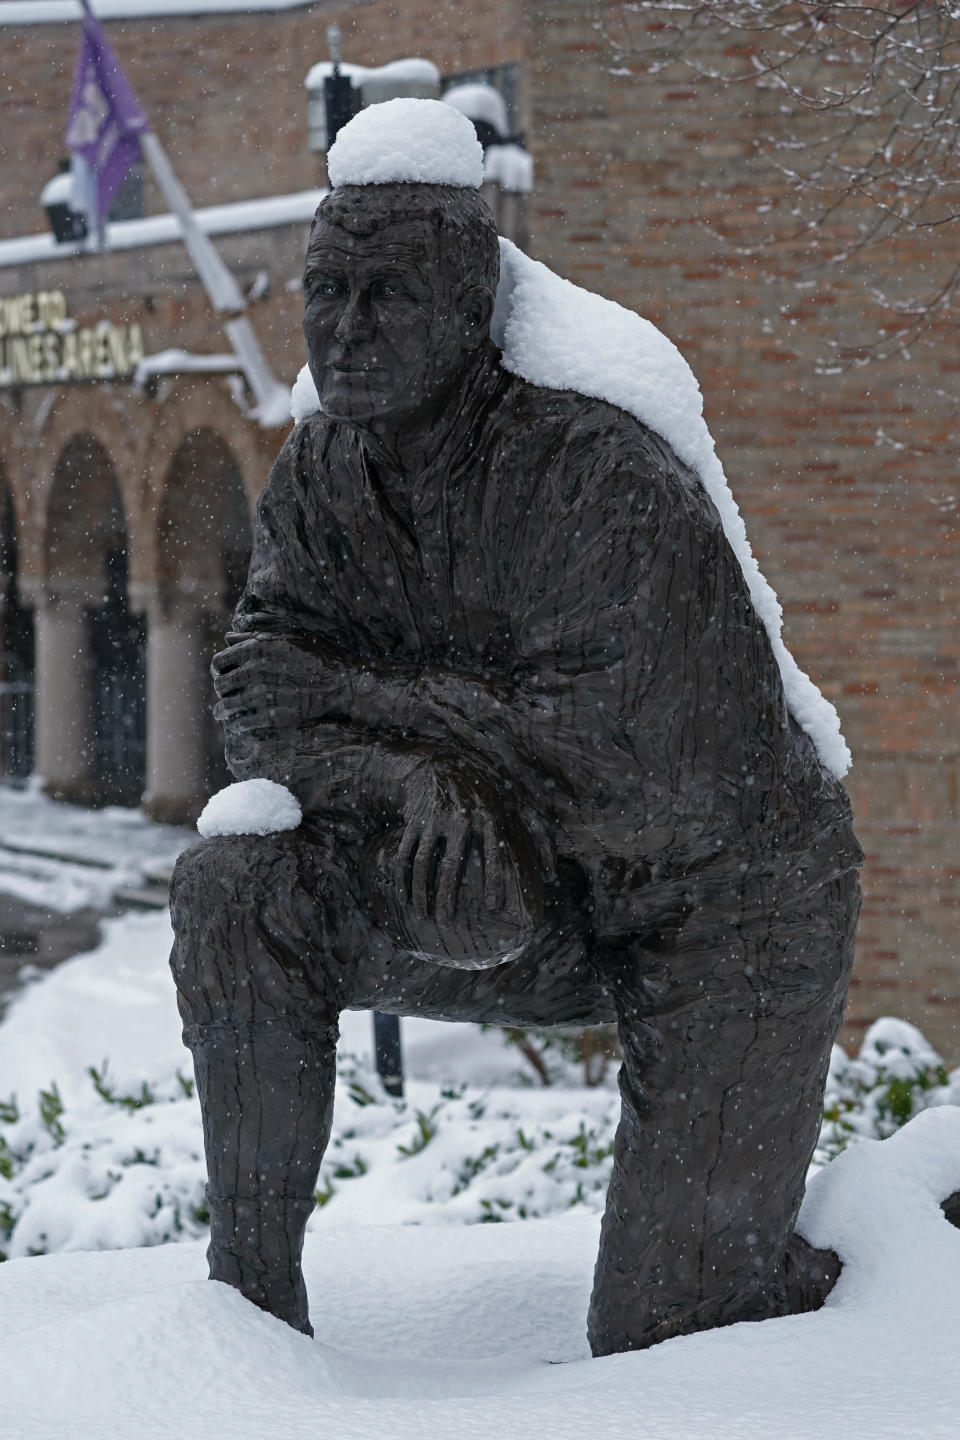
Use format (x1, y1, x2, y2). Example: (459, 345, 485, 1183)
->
(484, 143, 534, 194)
(327, 97, 484, 190)
(442, 82, 510, 140)
(290, 238, 850, 777)
(197, 779, 302, 838)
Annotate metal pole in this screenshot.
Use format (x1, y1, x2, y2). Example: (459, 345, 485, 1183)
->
(324, 24, 358, 150)
(373, 1013, 404, 1098)
(139, 124, 289, 422)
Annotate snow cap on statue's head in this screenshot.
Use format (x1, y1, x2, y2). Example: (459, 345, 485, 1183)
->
(326, 97, 485, 189)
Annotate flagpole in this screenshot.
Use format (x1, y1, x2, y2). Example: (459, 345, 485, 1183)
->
(137, 131, 291, 422)
(74, 0, 290, 425)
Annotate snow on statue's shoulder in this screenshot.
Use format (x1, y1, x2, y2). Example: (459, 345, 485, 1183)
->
(490, 239, 850, 778)
(197, 779, 302, 839)
(327, 97, 484, 189)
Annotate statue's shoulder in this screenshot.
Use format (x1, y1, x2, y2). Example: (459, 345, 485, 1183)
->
(262, 413, 337, 498)
(497, 368, 694, 486)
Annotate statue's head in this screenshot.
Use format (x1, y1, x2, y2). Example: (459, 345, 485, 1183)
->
(302, 99, 500, 432)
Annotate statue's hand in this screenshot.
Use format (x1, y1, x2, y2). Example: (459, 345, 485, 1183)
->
(392, 761, 507, 928)
(212, 636, 314, 735)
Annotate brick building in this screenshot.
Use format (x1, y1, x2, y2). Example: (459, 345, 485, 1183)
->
(0, 1, 957, 1055)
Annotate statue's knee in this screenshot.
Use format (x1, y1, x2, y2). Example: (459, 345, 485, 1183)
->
(170, 833, 298, 933)
(169, 836, 289, 1000)
(170, 838, 224, 919)
(169, 832, 339, 1028)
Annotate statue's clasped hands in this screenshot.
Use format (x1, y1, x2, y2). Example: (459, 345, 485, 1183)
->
(211, 636, 320, 735)
(395, 761, 513, 928)
(211, 634, 556, 964)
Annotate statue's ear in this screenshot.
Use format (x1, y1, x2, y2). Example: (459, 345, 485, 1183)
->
(462, 285, 495, 349)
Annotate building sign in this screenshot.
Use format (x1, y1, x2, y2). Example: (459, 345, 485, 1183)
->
(0, 290, 144, 388)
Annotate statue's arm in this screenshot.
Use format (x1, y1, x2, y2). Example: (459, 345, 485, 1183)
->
(389, 429, 713, 861)
(217, 425, 517, 836)
(231, 427, 694, 861)
(212, 425, 426, 827)
(218, 417, 706, 862)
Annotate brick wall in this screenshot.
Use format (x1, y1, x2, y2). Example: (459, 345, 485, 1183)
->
(526, 0, 960, 1057)
(2, 0, 528, 235)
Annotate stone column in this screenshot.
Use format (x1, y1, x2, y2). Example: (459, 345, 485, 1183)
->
(34, 591, 94, 804)
(0, 591, 7, 777)
(143, 598, 211, 825)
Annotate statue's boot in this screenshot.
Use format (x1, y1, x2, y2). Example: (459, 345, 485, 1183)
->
(184, 1017, 338, 1336)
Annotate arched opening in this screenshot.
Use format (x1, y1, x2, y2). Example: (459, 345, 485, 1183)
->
(212, 459, 254, 791)
(1, 474, 34, 780)
(42, 434, 145, 806)
(147, 429, 251, 820)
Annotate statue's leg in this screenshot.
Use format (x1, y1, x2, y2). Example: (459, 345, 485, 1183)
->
(587, 856, 860, 1356)
(169, 832, 609, 1333)
(169, 830, 357, 1335)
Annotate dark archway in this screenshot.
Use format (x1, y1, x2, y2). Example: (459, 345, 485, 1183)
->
(1, 475, 34, 779)
(211, 457, 254, 790)
(151, 428, 251, 814)
(45, 434, 145, 806)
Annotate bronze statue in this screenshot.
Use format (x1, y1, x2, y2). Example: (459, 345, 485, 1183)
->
(169, 133, 862, 1353)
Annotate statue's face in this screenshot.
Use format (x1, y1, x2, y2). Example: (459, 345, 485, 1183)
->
(303, 208, 488, 430)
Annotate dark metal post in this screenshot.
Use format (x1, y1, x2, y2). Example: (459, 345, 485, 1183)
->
(324, 25, 358, 150)
(373, 1012, 404, 1098)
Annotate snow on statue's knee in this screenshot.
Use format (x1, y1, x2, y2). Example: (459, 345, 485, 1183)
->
(197, 779, 302, 838)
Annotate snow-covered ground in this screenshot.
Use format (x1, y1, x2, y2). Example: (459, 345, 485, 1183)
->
(3, 1102, 960, 1438)
(0, 781, 190, 914)
(0, 914, 959, 1436)
(2, 793, 960, 1436)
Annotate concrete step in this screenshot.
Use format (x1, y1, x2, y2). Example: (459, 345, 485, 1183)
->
(139, 857, 178, 886)
(110, 882, 170, 911)
(0, 836, 115, 870)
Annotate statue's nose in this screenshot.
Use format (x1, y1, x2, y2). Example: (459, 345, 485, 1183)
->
(334, 292, 375, 344)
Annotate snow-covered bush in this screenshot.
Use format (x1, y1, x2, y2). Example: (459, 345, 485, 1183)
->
(496, 1023, 621, 1087)
(0, 1041, 623, 1261)
(2, 1012, 957, 1262)
(0, 1066, 208, 1260)
(814, 1017, 959, 1167)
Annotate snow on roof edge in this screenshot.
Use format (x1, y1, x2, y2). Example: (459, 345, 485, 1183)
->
(0, 187, 325, 269)
(0, 0, 315, 24)
(304, 58, 440, 93)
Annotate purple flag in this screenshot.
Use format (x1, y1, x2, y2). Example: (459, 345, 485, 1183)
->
(65, 0, 148, 230)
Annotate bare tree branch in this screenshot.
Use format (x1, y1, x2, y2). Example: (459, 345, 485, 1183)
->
(605, 1, 960, 363)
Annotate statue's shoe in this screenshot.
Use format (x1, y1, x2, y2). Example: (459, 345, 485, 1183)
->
(207, 1194, 316, 1336)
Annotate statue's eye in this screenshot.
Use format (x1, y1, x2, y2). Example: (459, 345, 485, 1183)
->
(308, 277, 341, 299)
(377, 280, 402, 299)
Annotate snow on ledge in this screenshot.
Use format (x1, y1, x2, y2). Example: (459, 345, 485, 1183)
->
(292, 237, 851, 777)
(197, 779, 302, 838)
(0, 0, 314, 23)
(134, 349, 241, 381)
(483, 144, 533, 194)
(442, 83, 511, 141)
(305, 58, 440, 94)
(0, 188, 325, 270)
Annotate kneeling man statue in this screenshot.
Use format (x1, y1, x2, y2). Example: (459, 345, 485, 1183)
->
(170, 99, 862, 1354)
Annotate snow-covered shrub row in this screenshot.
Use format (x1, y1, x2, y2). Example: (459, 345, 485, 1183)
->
(1, 1015, 957, 1262)
(815, 1016, 960, 1166)
(0, 1045, 619, 1261)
